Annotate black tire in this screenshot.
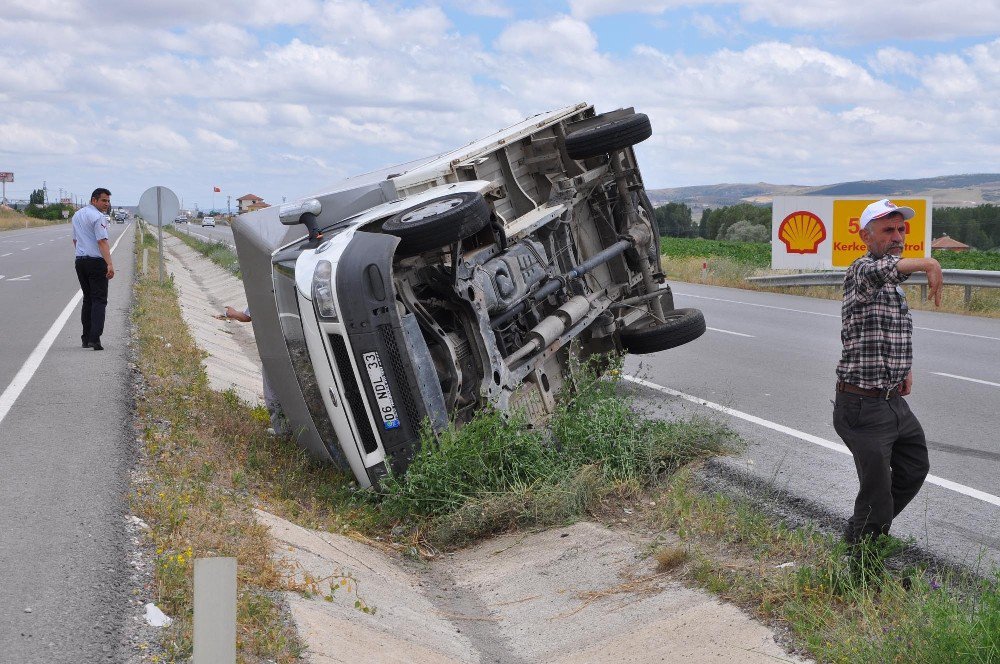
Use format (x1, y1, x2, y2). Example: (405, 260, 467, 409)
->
(620, 307, 705, 354)
(565, 113, 652, 160)
(382, 192, 491, 256)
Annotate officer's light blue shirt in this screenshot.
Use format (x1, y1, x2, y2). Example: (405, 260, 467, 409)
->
(72, 204, 109, 258)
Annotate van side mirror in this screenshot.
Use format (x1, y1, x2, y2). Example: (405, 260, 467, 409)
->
(279, 198, 323, 242)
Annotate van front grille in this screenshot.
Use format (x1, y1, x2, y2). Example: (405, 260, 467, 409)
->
(377, 324, 421, 431)
(328, 334, 379, 455)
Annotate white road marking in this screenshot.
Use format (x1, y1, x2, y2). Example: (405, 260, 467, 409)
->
(21, 247, 30, 251)
(914, 327, 1000, 342)
(1, 253, 11, 257)
(7, 275, 30, 281)
(707, 327, 754, 338)
(0, 225, 130, 428)
(931, 372, 1000, 388)
(623, 374, 1000, 509)
(678, 292, 838, 318)
(677, 292, 1000, 341)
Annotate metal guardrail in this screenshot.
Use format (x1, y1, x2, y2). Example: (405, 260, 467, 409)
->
(746, 269, 1000, 304)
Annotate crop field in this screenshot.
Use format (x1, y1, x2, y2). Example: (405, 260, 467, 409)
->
(660, 237, 1000, 271)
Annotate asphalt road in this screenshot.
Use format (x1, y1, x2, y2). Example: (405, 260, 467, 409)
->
(624, 282, 1000, 569)
(172, 221, 235, 248)
(0, 221, 136, 662)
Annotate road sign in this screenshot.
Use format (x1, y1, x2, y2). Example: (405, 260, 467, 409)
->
(138, 186, 180, 284)
(0, 172, 13, 182)
(771, 196, 932, 270)
(138, 186, 180, 226)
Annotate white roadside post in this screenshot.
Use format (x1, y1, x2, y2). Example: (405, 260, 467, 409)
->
(137, 186, 180, 284)
(193, 557, 237, 664)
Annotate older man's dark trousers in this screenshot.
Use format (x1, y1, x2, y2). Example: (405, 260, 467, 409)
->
(75, 257, 108, 344)
(833, 391, 929, 544)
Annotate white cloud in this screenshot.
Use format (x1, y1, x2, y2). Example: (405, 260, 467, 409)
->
(0, 1, 998, 203)
(739, 0, 1000, 41)
(868, 47, 920, 77)
(448, 0, 514, 18)
(195, 128, 241, 153)
(0, 122, 79, 155)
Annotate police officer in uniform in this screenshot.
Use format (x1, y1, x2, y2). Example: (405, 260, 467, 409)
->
(72, 188, 115, 350)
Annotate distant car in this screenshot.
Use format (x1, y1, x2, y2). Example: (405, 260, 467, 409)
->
(114, 210, 127, 223)
(174, 215, 188, 224)
(202, 216, 216, 227)
(103, 214, 112, 224)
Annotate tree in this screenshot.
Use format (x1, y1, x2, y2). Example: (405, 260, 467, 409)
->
(29, 188, 45, 206)
(723, 219, 770, 243)
(653, 202, 694, 237)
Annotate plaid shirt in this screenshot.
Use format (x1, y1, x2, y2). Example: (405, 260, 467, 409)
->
(836, 252, 912, 390)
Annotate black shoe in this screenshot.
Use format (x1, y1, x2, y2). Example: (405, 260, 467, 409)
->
(92, 342, 104, 351)
(82, 336, 91, 348)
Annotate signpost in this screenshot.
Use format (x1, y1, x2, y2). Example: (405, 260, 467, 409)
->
(138, 186, 180, 283)
(0, 171, 12, 204)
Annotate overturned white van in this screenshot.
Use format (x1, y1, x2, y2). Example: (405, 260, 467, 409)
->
(233, 103, 705, 488)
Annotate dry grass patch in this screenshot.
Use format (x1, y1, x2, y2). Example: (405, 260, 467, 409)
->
(132, 231, 385, 661)
(0, 207, 70, 231)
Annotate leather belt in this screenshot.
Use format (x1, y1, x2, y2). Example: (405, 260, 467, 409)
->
(837, 381, 900, 400)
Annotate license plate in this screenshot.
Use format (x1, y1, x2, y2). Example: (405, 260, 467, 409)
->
(362, 352, 400, 430)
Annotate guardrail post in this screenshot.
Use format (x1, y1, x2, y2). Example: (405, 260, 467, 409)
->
(193, 557, 237, 664)
(920, 284, 927, 301)
(965, 285, 973, 306)
(142, 248, 149, 276)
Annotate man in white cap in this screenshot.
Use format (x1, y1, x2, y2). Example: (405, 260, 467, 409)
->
(834, 198, 943, 551)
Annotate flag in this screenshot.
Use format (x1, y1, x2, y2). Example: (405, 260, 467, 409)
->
(213, 186, 221, 192)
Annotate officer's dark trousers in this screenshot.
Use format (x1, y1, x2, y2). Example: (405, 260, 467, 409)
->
(833, 391, 930, 543)
(75, 257, 109, 344)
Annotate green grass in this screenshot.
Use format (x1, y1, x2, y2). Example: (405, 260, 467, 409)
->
(661, 237, 772, 267)
(657, 470, 1000, 663)
(375, 357, 735, 546)
(165, 225, 241, 277)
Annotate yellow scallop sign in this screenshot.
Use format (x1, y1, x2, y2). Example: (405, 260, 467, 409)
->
(778, 210, 826, 254)
(831, 198, 929, 267)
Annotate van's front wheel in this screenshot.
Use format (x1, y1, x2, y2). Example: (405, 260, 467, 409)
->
(619, 307, 705, 354)
(382, 192, 491, 257)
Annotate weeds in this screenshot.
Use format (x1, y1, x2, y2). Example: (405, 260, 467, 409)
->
(165, 225, 241, 277)
(656, 469, 1000, 663)
(376, 356, 736, 546)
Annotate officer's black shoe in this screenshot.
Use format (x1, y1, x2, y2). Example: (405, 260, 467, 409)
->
(82, 336, 91, 348)
(92, 341, 104, 351)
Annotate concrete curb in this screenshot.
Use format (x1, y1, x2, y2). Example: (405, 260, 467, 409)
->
(161, 235, 263, 406)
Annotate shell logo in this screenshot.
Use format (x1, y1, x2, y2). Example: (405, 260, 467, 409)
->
(778, 211, 827, 254)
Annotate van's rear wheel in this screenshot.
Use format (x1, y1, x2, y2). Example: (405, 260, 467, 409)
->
(565, 113, 652, 160)
(620, 307, 705, 354)
(382, 192, 491, 257)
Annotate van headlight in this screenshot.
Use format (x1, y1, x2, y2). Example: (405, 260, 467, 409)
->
(312, 260, 338, 320)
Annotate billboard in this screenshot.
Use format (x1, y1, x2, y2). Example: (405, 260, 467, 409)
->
(771, 196, 931, 270)
(0, 172, 13, 183)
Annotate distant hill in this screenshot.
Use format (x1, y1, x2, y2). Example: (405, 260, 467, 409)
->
(647, 174, 1000, 211)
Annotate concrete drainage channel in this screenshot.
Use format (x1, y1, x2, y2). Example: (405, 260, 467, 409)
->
(161, 236, 809, 663)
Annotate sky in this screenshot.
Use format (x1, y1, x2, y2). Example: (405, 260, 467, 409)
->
(2, 0, 999, 210)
